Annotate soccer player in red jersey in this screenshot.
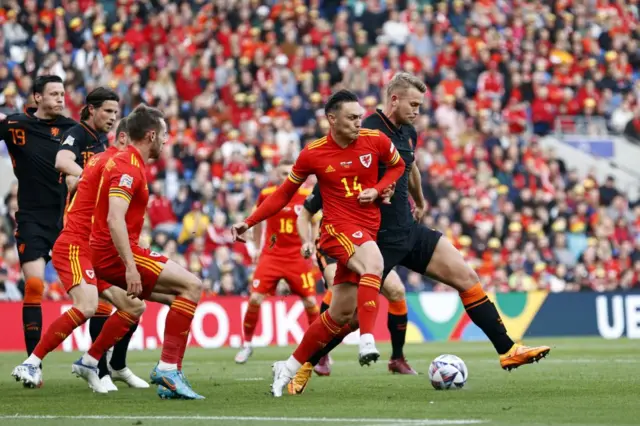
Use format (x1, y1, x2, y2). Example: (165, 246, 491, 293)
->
(87, 104, 204, 400)
(231, 90, 406, 397)
(234, 159, 319, 364)
(11, 118, 151, 392)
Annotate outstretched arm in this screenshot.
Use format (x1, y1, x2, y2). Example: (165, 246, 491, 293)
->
(408, 162, 427, 221)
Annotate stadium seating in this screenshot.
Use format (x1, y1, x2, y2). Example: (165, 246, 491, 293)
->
(0, 0, 639, 300)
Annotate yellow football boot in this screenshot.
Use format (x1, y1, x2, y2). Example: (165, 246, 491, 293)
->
(500, 343, 551, 371)
(287, 362, 313, 395)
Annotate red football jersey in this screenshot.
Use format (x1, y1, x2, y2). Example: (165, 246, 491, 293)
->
(257, 185, 311, 258)
(61, 146, 121, 244)
(288, 129, 401, 235)
(90, 145, 149, 253)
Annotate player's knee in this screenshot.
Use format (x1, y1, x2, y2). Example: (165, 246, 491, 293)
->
(348, 314, 359, 330)
(452, 264, 480, 291)
(76, 301, 97, 318)
(328, 303, 355, 325)
(183, 274, 204, 302)
(364, 256, 384, 277)
(125, 299, 146, 318)
(249, 292, 265, 305)
(384, 280, 405, 302)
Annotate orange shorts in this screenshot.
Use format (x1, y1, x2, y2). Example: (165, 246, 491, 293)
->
(318, 223, 376, 286)
(51, 237, 112, 293)
(92, 245, 168, 300)
(252, 255, 316, 297)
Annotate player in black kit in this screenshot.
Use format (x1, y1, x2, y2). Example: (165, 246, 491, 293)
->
(0, 75, 76, 366)
(288, 73, 551, 394)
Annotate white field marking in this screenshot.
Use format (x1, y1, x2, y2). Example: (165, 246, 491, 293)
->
(0, 415, 485, 425)
(235, 377, 265, 381)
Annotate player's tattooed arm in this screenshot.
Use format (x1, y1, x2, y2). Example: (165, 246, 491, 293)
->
(408, 162, 427, 221)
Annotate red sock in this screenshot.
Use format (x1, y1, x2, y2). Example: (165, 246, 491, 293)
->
(305, 305, 320, 327)
(87, 311, 138, 360)
(161, 297, 197, 364)
(292, 311, 342, 364)
(177, 331, 189, 371)
(242, 302, 261, 343)
(33, 307, 87, 360)
(358, 273, 381, 335)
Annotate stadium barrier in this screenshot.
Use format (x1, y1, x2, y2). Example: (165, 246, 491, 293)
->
(0, 291, 639, 352)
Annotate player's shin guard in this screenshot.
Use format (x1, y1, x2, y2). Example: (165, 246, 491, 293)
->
(242, 302, 261, 344)
(109, 323, 138, 371)
(23, 277, 45, 356)
(292, 311, 342, 366)
(308, 322, 356, 366)
(90, 302, 112, 377)
(320, 291, 332, 314)
(460, 283, 514, 354)
(32, 307, 87, 362)
(357, 274, 381, 335)
(305, 305, 320, 327)
(387, 299, 408, 360)
(160, 297, 197, 368)
(87, 311, 139, 362)
(177, 331, 189, 371)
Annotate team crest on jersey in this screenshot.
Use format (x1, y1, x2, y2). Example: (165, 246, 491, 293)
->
(150, 251, 161, 257)
(352, 231, 363, 238)
(252, 279, 260, 288)
(51, 127, 60, 137)
(119, 174, 133, 188)
(86, 270, 95, 279)
(359, 154, 372, 168)
(294, 205, 303, 215)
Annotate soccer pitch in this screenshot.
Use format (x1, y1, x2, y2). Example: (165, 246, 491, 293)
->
(0, 337, 637, 426)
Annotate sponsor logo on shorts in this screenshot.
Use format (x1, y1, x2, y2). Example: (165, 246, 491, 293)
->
(119, 174, 133, 188)
(359, 154, 372, 168)
(252, 279, 260, 288)
(352, 231, 363, 238)
(86, 270, 95, 279)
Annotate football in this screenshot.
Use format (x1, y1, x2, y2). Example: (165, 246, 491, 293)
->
(428, 354, 468, 390)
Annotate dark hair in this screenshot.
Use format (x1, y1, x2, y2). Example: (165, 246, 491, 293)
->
(80, 87, 120, 121)
(126, 104, 165, 142)
(33, 75, 63, 95)
(115, 117, 128, 136)
(324, 90, 359, 116)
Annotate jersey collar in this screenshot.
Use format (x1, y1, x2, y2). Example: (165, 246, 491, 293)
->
(128, 144, 145, 167)
(80, 121, 103, 144)
(24, 107, 58, 123)
(375, 109, 400, 135)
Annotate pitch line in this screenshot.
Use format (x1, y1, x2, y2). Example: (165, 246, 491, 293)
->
(1, 415, 485, 424)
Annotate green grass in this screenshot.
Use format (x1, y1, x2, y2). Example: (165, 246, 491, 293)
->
(0, 337, 638, 426)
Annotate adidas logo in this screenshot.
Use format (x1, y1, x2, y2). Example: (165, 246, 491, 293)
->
(364, 300, 376, 308)
(325, 165, 335, 173)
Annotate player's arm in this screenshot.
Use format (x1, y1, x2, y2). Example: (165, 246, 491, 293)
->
(107, 168, 142, 296)
(408, 162, 427, 220)
(56, 128, 84, 178)
(297, 183, 322, 245)
(374, 135, 405, 193)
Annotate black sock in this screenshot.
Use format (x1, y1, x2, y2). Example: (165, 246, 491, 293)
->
(109, 323, 137, 371)
(388, 312, 407, 360)
(320, 302, 330, 314)
(464, 298, 514, 354)
(22, 305, 42, 357)
(308, 327, 355, 366)
(89, 315, 110, 378)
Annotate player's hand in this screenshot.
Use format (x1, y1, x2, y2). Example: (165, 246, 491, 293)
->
(358, 188, 379, 205)
(125, 265, 142, 298)
(381, 183, 396, 205)
(66, 175, 79, 195)
(413, 202, 427, 222)
(231, 222, 250, 243)
(301, 242, 315, 259)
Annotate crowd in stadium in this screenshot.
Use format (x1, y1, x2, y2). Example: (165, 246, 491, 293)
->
(1, 0, 640, 301)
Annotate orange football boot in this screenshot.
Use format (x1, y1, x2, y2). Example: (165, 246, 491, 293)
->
(287, 362, 313, 395)
(500, 343, 551, 371)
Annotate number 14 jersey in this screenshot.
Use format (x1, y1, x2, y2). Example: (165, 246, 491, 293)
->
(288, 129, 401, 237)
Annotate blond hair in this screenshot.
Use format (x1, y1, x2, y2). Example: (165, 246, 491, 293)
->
(386, 72, 427, 98)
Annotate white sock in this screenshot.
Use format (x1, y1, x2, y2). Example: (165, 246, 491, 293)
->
(360, 333, 375, 346)
(24, 354, 42, 366)
(157, 361, 178, 371)
(284, 356, 302, 376)
(243, 342, 252, 349)
(81, 353, 99, 368)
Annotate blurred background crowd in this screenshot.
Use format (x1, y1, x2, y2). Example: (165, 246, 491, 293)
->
(1, 0, 640, 301)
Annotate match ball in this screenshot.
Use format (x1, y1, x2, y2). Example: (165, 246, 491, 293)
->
(428, 354, 468, 390)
